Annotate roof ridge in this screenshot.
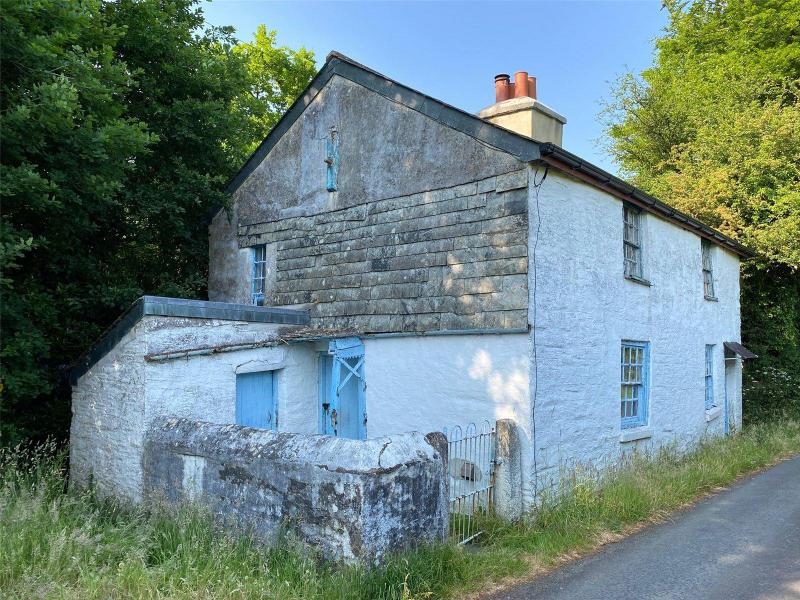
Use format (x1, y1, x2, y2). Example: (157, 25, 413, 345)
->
(221, 51, 754, 259)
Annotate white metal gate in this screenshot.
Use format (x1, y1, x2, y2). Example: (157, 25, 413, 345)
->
(444, 422, 496, 544)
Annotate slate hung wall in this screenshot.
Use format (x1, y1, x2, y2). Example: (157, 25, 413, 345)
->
(210, 75, 531, 332)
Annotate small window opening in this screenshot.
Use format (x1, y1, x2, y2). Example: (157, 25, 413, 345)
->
(621, 341, 649, 429)
(702, 240, 715, 299)
(623, 204, 643, 279)
(252, 245, 267, 306)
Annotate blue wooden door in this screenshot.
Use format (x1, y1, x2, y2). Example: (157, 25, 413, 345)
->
(334, 356, 362, 439)
(319, 338, 365, 439)
(236, 371, 276, 429)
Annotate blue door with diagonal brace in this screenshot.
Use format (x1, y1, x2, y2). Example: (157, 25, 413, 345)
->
(319, 337, 366, 439)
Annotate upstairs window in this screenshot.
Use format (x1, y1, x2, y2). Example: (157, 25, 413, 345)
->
(702, 240, 715, 299)
(621, 341, 649, 429)
(705, 344, 715, 410)
(251, 245, 267, 306)
(623, 204, 643, 280)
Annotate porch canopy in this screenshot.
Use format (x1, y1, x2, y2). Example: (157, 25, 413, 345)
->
(724, 341, 758, 360)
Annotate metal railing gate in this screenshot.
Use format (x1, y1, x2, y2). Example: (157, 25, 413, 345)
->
(444, 422, 496, 545)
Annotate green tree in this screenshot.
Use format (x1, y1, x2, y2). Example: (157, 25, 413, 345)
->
(0, 0, 151, 441)
(233, 24, 316, 156)
(104, 0, 253, 300)
(602, 0, 800, 419)
(1, 0, 315, 443)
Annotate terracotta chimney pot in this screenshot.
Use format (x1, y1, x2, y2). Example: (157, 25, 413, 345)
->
(480, 70, 566, 146)
(494, 74, 510, 102)
(528, 76, 537, 99)
(514, 71, 529, 98)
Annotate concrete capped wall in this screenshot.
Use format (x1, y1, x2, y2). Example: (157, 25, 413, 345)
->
(143, 418, 448, 564)
(527, 167, 742, 497)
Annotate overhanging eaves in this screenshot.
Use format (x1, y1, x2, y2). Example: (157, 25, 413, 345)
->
(724, 341, 758, 360)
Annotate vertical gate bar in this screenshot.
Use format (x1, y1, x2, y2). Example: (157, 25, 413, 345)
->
(445, 422, 497, 545)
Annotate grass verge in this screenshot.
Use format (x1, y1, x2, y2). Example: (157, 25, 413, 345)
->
(2, 420, 799, 600)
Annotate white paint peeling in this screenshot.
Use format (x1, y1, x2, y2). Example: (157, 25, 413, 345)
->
(181, 454, 205, 500)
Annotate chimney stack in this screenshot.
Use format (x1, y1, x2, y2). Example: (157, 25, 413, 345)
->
(479, 70, 566, 146)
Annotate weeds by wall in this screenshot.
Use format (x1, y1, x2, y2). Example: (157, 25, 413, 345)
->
(2, 421, 799, 600)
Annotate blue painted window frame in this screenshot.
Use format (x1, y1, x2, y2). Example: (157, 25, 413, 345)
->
(623, 204, 644, 280)
(705, 344, 716, 410)
(621, 340, 649, 429)
(251, 245, 267, 306)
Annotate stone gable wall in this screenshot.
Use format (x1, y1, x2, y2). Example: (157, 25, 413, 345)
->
(210, 75, 531, 332)
(238, 169, 530, 332)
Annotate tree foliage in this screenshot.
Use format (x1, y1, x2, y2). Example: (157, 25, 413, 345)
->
(1, 0, 151, 437)
(233, 24, 316, 157)
(0, 0, 315, 442)
(602, 0, 800, 419)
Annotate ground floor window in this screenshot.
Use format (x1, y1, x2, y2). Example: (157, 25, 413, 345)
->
(705, 344, 716, 410)
(236, 370, 277, 430)
(621, 341, 649, 429)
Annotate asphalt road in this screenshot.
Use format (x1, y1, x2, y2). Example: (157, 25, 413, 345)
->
(486, 454, 800, 600)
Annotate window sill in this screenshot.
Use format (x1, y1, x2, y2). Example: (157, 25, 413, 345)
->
(706, 406, 722, 422)
(620, 427, 653, 443)
(704, 295, 719, 302)
(625, 275, 652, 287)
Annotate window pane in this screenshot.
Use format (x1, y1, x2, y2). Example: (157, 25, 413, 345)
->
(621, 342, 648, 427)
(251, 245, 269, 305)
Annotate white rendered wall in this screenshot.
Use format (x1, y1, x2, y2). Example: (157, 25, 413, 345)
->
(144, 342, 319, 435)
(70, 324, 148, 502)
(527, 167, 742, 497)
(363, 333, 533, 496)
(70, 315, 314, 502)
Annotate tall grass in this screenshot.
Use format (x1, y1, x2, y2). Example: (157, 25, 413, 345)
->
(2, 421, 799, 599)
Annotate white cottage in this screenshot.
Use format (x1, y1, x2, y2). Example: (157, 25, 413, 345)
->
(70, 53, 755, 506)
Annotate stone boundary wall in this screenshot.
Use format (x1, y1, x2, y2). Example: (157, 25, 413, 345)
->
(238, 170, 530, 332)
(143, 418, 449, 564)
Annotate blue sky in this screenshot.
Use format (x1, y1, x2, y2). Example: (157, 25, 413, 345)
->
(202, 1, 668, 174)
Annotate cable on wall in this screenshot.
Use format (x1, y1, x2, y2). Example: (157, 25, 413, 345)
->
(530, 164, 548, 501)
